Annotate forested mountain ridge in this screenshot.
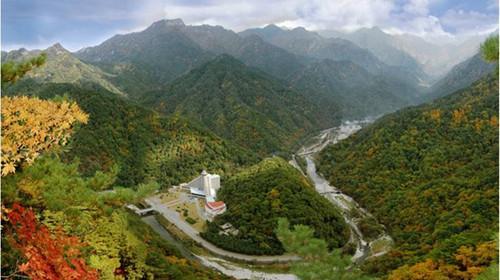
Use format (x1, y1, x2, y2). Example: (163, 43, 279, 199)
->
(76, 19, 307, 97)
(240, 25, 385, 74)
(201, 157, 349, 255)
(318, 73, 499, 276)
(424, 52, 496, 101)
(141, 54, 331, 155)
(240, 24, 425, 102)
(4, 82, 259, 187)
(289, 59, 409, 118)
(76, 19, 214, 96)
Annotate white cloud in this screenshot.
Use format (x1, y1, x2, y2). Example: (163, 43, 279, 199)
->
(441, 8, 499, 35)
(403, 0, 429, 16)
(6, 0, 495, 51)
(139, 0, 496, 40)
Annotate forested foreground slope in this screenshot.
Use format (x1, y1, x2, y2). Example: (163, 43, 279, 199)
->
(0, 94, 229, 280)
(318, 74, 499, 277)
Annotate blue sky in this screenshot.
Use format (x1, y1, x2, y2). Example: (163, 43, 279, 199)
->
(2, 0, 498, 51)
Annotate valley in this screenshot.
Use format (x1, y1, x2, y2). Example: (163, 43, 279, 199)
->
(296, 120, 393, 263)
(134, 120, 391, 279)
(1, 6, 498, 280)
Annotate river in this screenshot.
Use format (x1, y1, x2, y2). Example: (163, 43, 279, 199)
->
(294, 119, 393, 263)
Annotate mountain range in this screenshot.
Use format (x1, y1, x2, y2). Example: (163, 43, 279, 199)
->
(319, 27, 495, 79)
(2, 15, 498, 280)
(3, 18, 495, 160)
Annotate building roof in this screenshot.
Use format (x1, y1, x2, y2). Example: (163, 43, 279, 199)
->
(190, 187, 205, 196)
(206, 201, 226, 210)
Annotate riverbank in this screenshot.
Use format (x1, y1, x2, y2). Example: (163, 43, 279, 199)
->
(296, 120, 393, 263)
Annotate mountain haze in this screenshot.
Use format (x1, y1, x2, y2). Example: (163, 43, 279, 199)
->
(425, 52, 496, 101)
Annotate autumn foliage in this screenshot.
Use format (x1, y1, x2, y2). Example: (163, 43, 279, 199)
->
(1, 96, 88, 176)
(4, 203, 99, 279)
(388, 241, 498, 280)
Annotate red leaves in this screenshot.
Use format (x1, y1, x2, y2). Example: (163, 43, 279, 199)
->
(5, 203, 99, 280)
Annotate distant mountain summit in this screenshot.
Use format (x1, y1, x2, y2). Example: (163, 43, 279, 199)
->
(240, 25, 385, 74)
(319, 26, 492, 79)
(76, 20, 213, 95)
(75, 19, 307, 98)
(3, 43, 124, 95)
(325, 27, 425, 73)
(148, 18, 186, 28)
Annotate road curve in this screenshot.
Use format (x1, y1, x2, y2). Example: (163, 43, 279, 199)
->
(145, 196, 300, 264)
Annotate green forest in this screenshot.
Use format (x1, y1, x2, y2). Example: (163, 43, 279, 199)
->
(4, 81, 259, 187)
(318, 74, 499, 276)
(202, 157, 349, 255)
(141, 55, 332, 156)
(1, 13, 498, 279)
(0, 64, 230, 278)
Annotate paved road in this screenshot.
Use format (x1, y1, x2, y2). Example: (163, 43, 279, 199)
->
(145, 196, 300, 264)
(141, 215, 196, 261)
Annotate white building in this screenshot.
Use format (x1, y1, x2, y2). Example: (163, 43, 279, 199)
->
(185, 170, 226, 221)
(186, 170, 221, 201)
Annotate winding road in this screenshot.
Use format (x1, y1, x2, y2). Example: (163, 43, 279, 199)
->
(145, 196, 300, 264)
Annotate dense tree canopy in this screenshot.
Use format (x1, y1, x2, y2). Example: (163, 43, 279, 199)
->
(4, 82, 258, 187)
(1, 92, 229, 279)
(1, 96, 88, 176)
(202, 157, 348, 255)
(1, 53, 46, 87)
(480, 35, 499, 63)
(319, 74, 499, 276)
(276, 218, 373, 280)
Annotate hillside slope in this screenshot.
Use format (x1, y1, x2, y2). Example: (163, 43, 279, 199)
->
(289, 59, 408, 118)
(76, 19, 213, 96)
(201, 157, 349, 255)
(241, 24, 424, 102)
(425, 53, 496, 101)
(318, 75, 499, 273)
(142, 55, 331, 155)
(5, 82, 258, 187)
(240, 25, 384, 74)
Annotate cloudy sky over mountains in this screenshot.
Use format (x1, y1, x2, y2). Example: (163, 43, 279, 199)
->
(2, 0, 498, 51)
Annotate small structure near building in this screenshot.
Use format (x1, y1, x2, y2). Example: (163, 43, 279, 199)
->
(185, 170, 226, 221)
(218, 222, 239, 236)
(126, 204, 155, 216)
(205, 201, 227, 221)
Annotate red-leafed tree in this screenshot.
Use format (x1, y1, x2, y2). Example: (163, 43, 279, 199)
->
(4, 203, 99, 280)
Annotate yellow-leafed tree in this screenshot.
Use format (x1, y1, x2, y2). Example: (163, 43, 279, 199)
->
(1, 96, 88, 176)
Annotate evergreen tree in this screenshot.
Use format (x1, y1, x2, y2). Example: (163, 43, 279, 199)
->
(1, 53, 46, 88)
(276, 218, 374, 280)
